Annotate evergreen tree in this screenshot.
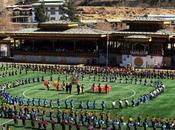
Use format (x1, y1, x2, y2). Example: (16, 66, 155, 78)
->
(35, 3, 48, 23)
(60, 0, 79, 22)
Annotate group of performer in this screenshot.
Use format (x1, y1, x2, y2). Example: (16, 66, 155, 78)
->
(0, 105, 175, 130)
(0, 63, 172, 89)
(1, 80, 165, 110)
(0, 70, 23, 78)
(1, 63, 175, 80)
(0, 76, 44, 91)
(91, 83, 111, 93)
(44, 80, 84, 95)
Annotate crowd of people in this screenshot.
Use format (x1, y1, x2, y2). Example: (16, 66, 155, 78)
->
(1, 79, 165, 111)
(45, 81, 84, 95)
(0, 105, 175, 130)
(1, 63, 175, 80)
(0, 63, 172, 130)
(0, 76, 44, 91)
(0, 63, 166, 111)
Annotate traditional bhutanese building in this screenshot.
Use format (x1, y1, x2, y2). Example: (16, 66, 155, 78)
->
(6, 0, 65, 23)
(0, 18, 175, 68)
(7, 5, 32, 23)
(32, 0, 65, 22)
(110, 17, 173, 68)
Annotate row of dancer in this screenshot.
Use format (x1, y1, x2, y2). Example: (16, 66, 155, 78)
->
(0, 105, 175, 130)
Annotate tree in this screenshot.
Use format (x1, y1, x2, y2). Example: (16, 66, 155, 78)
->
(60, 0, 79, 22)
(35, 3, 48, 23)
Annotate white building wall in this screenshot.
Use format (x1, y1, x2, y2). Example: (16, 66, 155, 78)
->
(13, 55, 97, 64)
(32, 10, 36, 22)
(0, 44, 10, 57)
(120, 55, 132, 67)
(12, 54, 165, 67)
(120, 55, 163, 68)
(55, 11, 61, 20)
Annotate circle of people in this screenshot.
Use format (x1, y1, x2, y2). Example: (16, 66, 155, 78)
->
(1, 78, 165, 111)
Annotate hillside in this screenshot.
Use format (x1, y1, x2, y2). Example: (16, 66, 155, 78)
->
(76, 0, 175, 7)
(1, 0, 175, 31)
(79, 6, 175, 21)
(14, 0, 175, 7)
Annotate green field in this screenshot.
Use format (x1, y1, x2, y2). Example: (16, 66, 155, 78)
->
(0, 67, 175, 130)
(7, 75, 153, 105)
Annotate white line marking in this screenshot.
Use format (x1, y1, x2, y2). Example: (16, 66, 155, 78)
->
(23, 85, 91, 103)
(22, 84, 42, 99)
(121, 87, 136, 100)
(23, 84, 136, 103)
(94, 85, 136, 103)
(23, 89, 31, 99)
(62, 87, 91, 100)
(0, 119, 13, 126)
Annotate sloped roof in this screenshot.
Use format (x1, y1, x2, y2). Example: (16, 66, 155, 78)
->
(122, 17, 171, 25)
(8, 26, 107, 35)
(123, 17, 170, 22)
(62, 26, 107, 35)
(41, 20, 76, 24)
(38, 0, 64, 2)
(32, 0, 65, 6)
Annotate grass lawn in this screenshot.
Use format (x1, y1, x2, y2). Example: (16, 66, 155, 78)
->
(0, 67, 175, 130)
(7, 74, 153, 105)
